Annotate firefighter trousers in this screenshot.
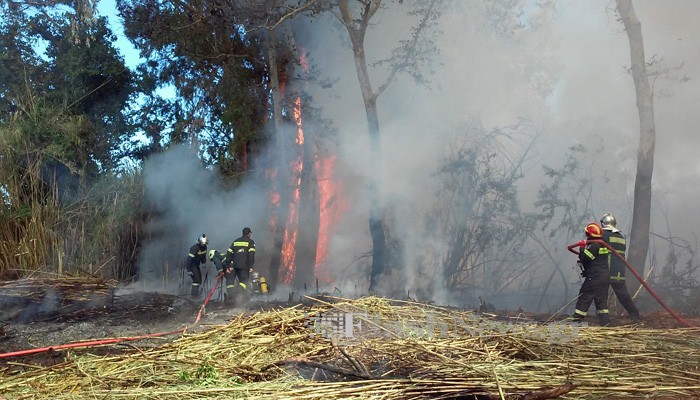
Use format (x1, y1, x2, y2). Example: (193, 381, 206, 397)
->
(187, 264, 202, 297)
(573, 269, 610, 325)
(610, 280, 640, 317)
(224, 268, 250, 305)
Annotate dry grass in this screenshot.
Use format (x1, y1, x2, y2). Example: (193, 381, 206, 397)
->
(1, 296, 699, 399)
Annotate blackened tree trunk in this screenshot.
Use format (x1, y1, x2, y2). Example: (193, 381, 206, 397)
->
(617, 0, 656, 278)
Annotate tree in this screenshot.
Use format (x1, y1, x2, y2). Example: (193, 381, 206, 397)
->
(117, 0, 272, 168)
(1, 0, 135, 197)
(616, 0, 656, 277)
(334, 0, 441, 293)
(0, 0, 142, 278)
(428, 123, 539, 304)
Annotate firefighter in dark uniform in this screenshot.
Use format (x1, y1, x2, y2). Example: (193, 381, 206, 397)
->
(600, 213, 640, 318)
(208, 249, 227, 274)
(224, 227, 256, 304)
(571, 223, 611, 326)
(185, 234, 208, 298)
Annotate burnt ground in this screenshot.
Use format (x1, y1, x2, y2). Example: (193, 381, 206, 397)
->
(0, 285, 256, 369)
(1, 282, 699, 371)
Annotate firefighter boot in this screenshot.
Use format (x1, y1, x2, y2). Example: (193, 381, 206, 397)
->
(598, 313, 611, 327)
(190, 284, 200, 298)
(225, 286, 236, 306)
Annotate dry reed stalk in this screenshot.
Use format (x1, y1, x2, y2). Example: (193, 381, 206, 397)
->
(0, 296, 698, 399)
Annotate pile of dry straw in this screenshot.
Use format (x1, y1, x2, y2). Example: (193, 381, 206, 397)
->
(1, 296, 698, 399)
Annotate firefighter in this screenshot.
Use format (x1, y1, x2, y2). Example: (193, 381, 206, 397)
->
(571, 223, 611, 326)
(185, 234, 208, 298)
(208, 249, 227, 274)
(600, 213, 640, 318)
(250, 271, 269, 296)
(224, 227, 256, 305)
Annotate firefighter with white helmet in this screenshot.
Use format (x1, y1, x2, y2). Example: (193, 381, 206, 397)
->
(185, 234, 208, 298)
(600, 213, 640, 318)
(571, 223, 611, 326)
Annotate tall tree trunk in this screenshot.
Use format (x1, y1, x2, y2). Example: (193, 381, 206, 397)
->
(342, 1, 387, 293)
(266, 35, 291, 289)
(617, 0, 656, 277)
(365, 99, 386, 293)
(294, 122, 320, 290)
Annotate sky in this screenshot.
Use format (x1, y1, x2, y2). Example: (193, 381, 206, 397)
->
(105, 0, 700, 311)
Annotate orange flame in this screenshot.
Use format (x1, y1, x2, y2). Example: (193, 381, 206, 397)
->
(314, 155, 347, 283)
(275, 47, 348, 286)
(279, 98, 305, 284)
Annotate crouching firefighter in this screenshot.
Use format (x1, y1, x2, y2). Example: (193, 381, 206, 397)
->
(185, 234, 208, 298)
(208, 248, 227, 275)
(223, 227, 256, 305)
(571, 223, 611, 326)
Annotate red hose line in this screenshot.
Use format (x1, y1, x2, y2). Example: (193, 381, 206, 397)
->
(568, 239, 695, 328)
(0, 273, 225, 359)
(195, 273, 223, 324)
(0, 329, 186, 359)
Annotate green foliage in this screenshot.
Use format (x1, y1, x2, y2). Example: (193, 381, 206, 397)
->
(178, 361, 220, 386)
(117, 0, 274, 177)
(0, 0, 144, 280)
(1, 2, 135, 171)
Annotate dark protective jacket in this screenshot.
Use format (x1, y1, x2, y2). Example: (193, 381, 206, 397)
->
(573, 239, 611, 324)
(226, 235, 256, 270)
(186, 243, 207, 268)
(210, 250, 227, 273)
(579, 241, 608, 274)
(602, 228, 627, 281)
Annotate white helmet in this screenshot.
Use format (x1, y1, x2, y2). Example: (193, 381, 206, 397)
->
(600, 213, 617, 229)
(251, 272, 260, 281)
(198, 234, 208, 246)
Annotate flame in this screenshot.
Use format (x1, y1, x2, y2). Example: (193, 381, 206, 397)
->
(314, 154, 347, 283)
(275, 47, 348, 286)
(279, 98, 305, 284)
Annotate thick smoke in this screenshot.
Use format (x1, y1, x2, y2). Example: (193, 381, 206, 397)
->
(138, 1, 700, 311)
(136, 144, 273, 294)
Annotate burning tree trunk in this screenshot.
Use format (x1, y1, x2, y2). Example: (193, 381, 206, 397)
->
(617, 0, 656, 278)
(294, 120, 320, 291)
(291, 43, 321, 291)
(266, 34, 292, 289)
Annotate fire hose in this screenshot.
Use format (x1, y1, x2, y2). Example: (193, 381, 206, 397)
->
(0, 273, 225, 360)
(567, 239, 694, 328)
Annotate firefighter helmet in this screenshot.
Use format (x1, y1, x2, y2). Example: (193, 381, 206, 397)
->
(251, 271, 260, 281)
(198, 234, 208, 246)
(242, 227, 252, 235)
(584, 223, 602, 238)
(600, 213, 617, 229)
(208, 249, 216, 260)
